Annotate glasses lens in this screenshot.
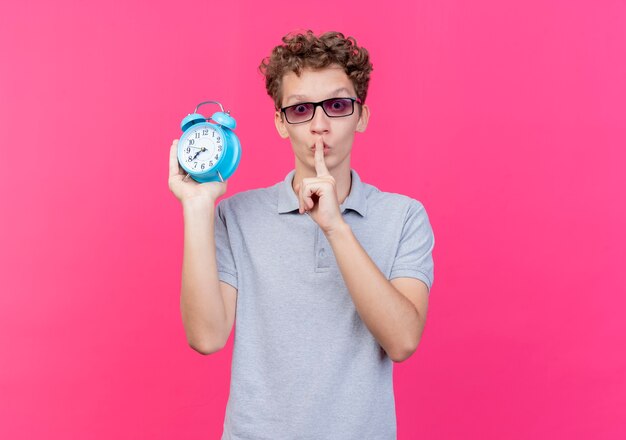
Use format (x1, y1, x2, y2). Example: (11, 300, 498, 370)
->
(285, 103, 314, 123)
(323, 98, 354, 117)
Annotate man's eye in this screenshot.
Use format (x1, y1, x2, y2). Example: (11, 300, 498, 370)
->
(331, 100, 347, 110)
(294, 105, 308, 113)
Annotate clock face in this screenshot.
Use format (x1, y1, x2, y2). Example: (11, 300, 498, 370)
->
(179, 124, 224, 173)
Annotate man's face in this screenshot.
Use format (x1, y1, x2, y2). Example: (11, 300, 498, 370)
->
(274, 65, 369, 175)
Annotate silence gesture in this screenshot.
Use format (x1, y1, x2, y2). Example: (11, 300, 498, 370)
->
(294, 138, 346, 234)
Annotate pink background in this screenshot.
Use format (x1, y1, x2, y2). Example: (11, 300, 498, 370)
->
(1, 0, 625, 438)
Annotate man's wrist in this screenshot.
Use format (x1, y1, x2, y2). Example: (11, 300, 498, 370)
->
(182, 196, 215, 214)
(324, 220, 352, 241)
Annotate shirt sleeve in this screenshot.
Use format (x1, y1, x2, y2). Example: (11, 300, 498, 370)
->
(214, 200, 238, 290)
(389, 199, 435, 293)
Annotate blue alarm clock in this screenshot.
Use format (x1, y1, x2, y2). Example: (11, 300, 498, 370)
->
(177, 101, 242, 183)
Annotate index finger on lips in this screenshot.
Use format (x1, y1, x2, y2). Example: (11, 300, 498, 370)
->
(314, 138, 330, 177)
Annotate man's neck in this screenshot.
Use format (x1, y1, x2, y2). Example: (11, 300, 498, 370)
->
(292, 161, 352, 205)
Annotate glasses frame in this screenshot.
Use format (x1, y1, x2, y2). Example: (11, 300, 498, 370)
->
(280, 97, 362, 124)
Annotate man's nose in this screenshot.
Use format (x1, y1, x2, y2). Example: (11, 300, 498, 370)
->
(309, 106, 330, 134)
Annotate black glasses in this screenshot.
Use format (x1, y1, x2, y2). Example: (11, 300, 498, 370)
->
(281, 97, 362, 124)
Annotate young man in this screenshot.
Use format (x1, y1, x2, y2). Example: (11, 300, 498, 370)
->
(169, 30, 435, 440)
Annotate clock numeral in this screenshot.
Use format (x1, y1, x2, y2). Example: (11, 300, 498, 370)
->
(203, 129, 209, 135)
(212, 131, 215, 137)
(201, 163, 206, 170)
(187, 155, 193, 162)
(193, 162, 198, 169)
(195, 132, 200, 139)
(209, 161, 214, 166)
(185, 147, 191, 153)
(215, 154, 219, 160)
(217, 145, 222, 152)
(189, 139, 195, 146)
(216, 137, 221, 142)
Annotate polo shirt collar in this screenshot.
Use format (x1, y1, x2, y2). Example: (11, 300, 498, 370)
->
(277, 168, 367, 217)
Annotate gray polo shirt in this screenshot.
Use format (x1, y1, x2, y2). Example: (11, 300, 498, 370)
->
(214, 168, 435, 440)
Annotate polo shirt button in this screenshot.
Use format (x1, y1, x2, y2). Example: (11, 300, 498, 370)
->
(319, 248, 326, 258)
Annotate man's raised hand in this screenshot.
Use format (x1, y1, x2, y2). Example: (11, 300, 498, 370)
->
(294, 138, 345, 234)
(168, 139, 227, 203)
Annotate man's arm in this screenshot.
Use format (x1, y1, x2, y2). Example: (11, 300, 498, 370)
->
(169, 140, 234, 355)
(179, 198, 234, 354)
(295, 139, 430, 362)
(325, 223, 429, 362)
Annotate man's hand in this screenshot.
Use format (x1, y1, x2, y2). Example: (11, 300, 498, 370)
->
(168, 139, 227, 204)
(294, 138, 346, 234)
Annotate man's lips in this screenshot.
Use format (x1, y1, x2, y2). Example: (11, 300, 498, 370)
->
(310, 143, 330, 151)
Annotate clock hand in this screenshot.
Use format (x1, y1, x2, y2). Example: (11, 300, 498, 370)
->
(190, 146, 207, 161)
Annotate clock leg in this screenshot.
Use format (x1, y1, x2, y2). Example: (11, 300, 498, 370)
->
(217, 171, 224, 182)
(183, 173, 191, 182)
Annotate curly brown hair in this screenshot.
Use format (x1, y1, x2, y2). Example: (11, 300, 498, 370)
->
(259, 30, 373, 110)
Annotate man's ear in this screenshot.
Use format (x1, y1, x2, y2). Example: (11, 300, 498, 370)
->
(274, 111, 289, 139)
(356, 104, 370, 133)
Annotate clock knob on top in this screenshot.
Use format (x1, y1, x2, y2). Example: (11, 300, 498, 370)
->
(211, 111, 236, 130)
(180, 113, 207, 131)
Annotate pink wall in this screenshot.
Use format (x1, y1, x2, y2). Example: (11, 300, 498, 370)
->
(1, 0, 624, 438)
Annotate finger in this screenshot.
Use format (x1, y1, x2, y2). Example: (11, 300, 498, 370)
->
(298, 182, 307, 214)
(314, 138, 330, 177)
(302, 182, 317, 212)
(169, 140, 181, 177)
